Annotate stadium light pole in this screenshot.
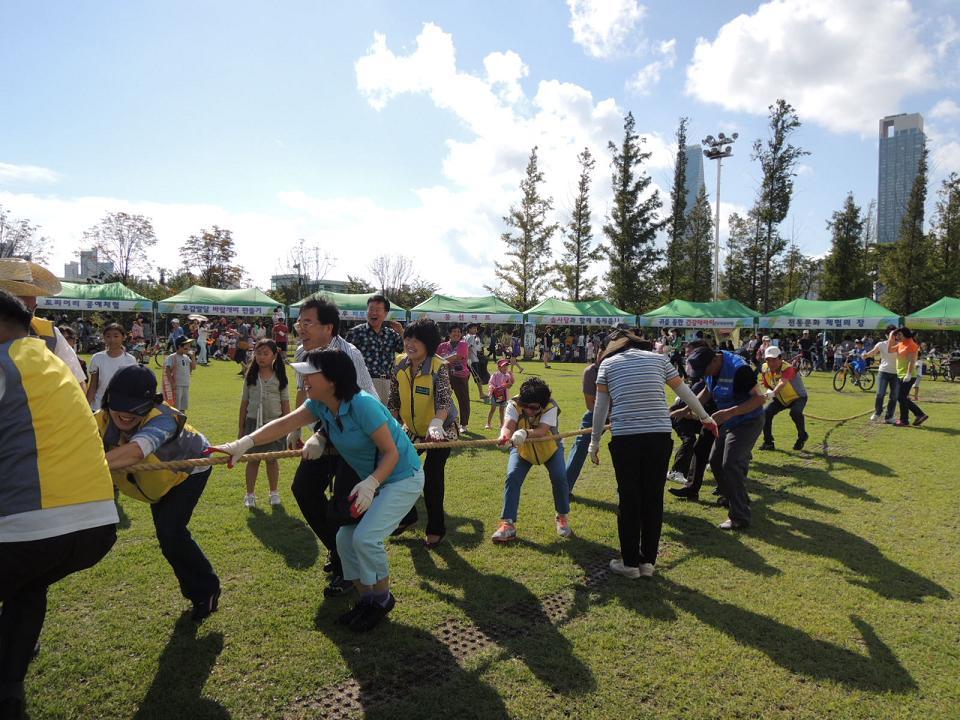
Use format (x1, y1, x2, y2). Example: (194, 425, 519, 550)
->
(702, 132, 738, 301)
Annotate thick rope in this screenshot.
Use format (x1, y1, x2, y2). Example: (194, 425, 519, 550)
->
(805, 409, 874, 422)
(125, 425, 606, 473)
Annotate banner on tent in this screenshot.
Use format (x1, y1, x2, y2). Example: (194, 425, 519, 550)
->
(759, 316, 896, 330)
(527, 315, 626, 327)
(639, 317, 746, 329)
(158, 303, 271, 316)
(410, 311, 522, 324)
(37, 298, 148, 312)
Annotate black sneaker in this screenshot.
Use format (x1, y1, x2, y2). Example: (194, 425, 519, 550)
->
(759, 441, 775, 451)
(337, 601, 369, 627)
(348, 594, 396, 632)
(323, 555, 334, 574)
(793, 432, 809, 451)
(0, 696, 24, 720)
(191, 588, 221, 622)
(668, 486, 699, 501)
(323, 575, 353, 598)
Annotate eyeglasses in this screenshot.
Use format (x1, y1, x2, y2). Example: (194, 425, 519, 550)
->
(298, 319, 320, 328)
(519, 403, 542, 412)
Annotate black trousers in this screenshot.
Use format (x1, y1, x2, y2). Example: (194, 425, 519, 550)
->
(399, 446, 451, 536)
(0, 524, 116, 696)
(762, 396, 807, 444)
(291, 454, 360, 577)
(675, 431, 715, 493)
(897, 378, 925, 423)
(608, 433, 673, 567)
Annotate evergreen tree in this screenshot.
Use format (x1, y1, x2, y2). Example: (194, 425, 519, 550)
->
(603, 112, 664, 312)
(664, 117, 689, 299)
(932, 172, 960, 297)
(820, 193, 871, 299)
(179, 225, 245, 288)
(751, 100, 809, 311)
(775, 244, 819, 305)
(722, 212, 752, 303)
(553, 147, 602, 301)
(493, 147, 558, 310)
(880, 144, 935, 314)
(683, 185, 714, 301)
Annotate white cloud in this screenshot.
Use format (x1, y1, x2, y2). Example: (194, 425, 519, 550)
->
(627, 38, 676, 95)
(685, 0, 937, 134)
(0, 162, 61, 184)
(567, 0, 645, 58)
(483, 51, 529, 105)
(930, 98, 960, 120)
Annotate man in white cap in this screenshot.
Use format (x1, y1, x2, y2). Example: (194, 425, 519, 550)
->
(758, 345, 809, 451)
(0, 259, 86, 391)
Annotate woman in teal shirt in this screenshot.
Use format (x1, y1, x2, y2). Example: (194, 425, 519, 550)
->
(214, 348, 424, 632)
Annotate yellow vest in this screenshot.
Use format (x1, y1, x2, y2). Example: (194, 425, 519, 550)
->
(30, 316, 58, 353)
(760, 361, 800, 406)
(0, 338, 113, 515)
(395, 354, 447, 438)
(512, 398, 560, 465)
(95, 406, 196, 503)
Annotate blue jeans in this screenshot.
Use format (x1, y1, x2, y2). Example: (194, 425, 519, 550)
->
(874, 371, 900, 419)
(564, 411, 593, 493)
(150, 468, 219, 603)
(501, 443, 570, 522)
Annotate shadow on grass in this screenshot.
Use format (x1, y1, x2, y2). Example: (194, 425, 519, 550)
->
(918, 424, 960, 436)
(132, 615, 228, 720)
(755, 508, 951, 603)
(246, 504, 319, 570)
(390, 510, 486, 552)
(661, 510, 781, 577)
(752, 462, 881, 503)
(410, 541, 597, 698)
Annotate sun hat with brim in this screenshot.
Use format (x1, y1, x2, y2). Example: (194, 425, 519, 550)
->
(497, 359, 510, 370)
(290, 360, 322, 375)
(764, 346, 782, 359)
(685, 347, 719, 380)
(0, 258, 62, 297)
(104, 365, 162, 416)
(174, 337, 194, 348)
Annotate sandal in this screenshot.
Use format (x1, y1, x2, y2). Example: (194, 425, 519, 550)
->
(424, 533, 445, 549)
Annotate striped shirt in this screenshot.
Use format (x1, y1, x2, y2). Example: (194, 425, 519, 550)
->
(596, 348, 678, 436)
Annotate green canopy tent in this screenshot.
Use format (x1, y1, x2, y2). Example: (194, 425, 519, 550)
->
(409, 294, 523, 324)
(289, 291, 407, 321)
(638, 299, 759, 330)
(157, 286, 281, 317)
(906, 296, 960, 331)
(759, 297, 899, 332)
(37, 281, 153, 313)
(524, 298, 634, 327)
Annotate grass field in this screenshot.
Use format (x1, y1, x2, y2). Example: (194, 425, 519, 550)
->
(23, 356, 960, 719)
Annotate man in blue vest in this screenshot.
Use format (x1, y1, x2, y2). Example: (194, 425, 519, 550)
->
(685, 346, 765, 530)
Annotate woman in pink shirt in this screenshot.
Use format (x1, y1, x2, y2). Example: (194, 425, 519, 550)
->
(438, 325, 472, 431)
(485, 359, 514, 429)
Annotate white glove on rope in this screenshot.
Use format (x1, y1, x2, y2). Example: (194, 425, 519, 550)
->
(286, 428, 303, 450)
(764, 389, 775, 400)
(510, 428, 528, 447)
(214, 435, 255, 468)
(301, 432, 326, 460)
(350, 475, 380, 514)
(427, 418, 446, 441)
(588, 440, 601, 466)
(903, 372, 912, 383)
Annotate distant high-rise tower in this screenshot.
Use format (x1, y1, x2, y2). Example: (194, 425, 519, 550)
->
(877, 113, 925, 245)
(684, 144, 706, 215)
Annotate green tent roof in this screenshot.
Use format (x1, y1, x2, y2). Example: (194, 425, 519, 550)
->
(158, 286, 280, 316)
(524, 298, 633, 326)
(37, 281, 153, 313)
(638, 299, 759, 329)
(410, 294, 523, 323)
(290, 291, 406, 320)
(906, 296, 960, 330)
(760, 297, 899, 330)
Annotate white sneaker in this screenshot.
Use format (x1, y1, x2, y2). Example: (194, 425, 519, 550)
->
(269, 491, 281, 506)
(667, 471, 687, 483)
(609, 559, 639, 578)
(243, 494, 256, 508)
(869, 413, 880, 421)
(555, 514, 572, 538)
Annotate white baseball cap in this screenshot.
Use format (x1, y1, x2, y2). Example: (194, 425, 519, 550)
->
(764, 346, 782, 359)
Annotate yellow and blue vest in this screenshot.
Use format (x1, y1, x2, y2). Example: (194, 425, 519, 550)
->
(511, 398, 560, 465)
(760, 360, 805, 406)
(95, 404, 208, 503)
(0, 338, 113, 517)
(29, 316, 58, 353)
(394, 354, 458, 438)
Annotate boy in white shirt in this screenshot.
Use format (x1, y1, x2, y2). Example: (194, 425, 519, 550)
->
(86, 323, 137, 411)
(164, 337, 197, 410)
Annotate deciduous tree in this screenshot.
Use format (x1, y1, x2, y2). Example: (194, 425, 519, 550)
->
(82, 211, 157, 284)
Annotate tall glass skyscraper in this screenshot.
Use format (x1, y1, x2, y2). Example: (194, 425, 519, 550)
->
(877, 113, 925, 244)
(683, 144, 705, 215)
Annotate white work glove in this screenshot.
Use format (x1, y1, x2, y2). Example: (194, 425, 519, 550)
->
(286, 428, 303, 450)
(212, 435, 255, 469)
(349, 475, 380, 515)
(510, 428, 528, 448)
(427, 418, 446, 442)
(903, 372, 912, 383)
(588, 440, 600, 466)
(301, 432, 326, 460)
(764, 389, 775, 400)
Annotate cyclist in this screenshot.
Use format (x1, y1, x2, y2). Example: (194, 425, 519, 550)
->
(798, 330, 815, 370)
(758, 346, 809, 451)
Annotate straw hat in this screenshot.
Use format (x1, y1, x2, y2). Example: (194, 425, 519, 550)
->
(0, 258, 62, 297)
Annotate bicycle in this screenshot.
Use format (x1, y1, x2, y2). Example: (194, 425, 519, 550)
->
(787, 352, 814, 377)
(130, 339, 167, 367)
(832, 355, 875, 392)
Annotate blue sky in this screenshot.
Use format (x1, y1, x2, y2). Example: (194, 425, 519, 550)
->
(1, 0, 958, 296)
